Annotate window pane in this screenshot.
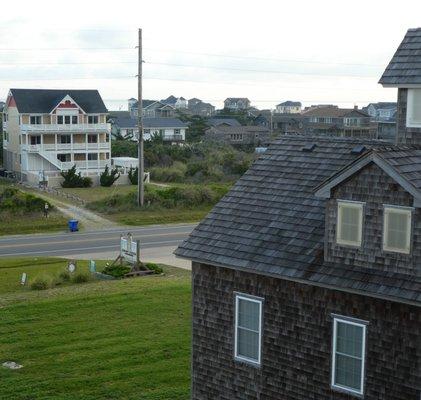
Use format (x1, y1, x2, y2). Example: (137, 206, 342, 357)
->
(238, 298, 260, 331)
(336, 322, 363, 358)
(58, 116, 63, 124)
(339, 205, 361, 244)
(335, 353, 362, 391)
(237, 328, 259, 360)
(72, 115, 78, 124)
(65, 115, 70, 124)
(386, 210, 409, 250)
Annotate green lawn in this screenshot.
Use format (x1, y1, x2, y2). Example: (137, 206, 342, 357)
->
(0, 181, 69, 235)
(0, 258, 191, 399)
(107, 206, 211, 226)
(0, 211, 68, 236)
(61, 185, 136, 203)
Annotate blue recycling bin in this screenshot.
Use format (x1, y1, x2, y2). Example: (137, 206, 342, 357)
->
(68, 219, 79, 232)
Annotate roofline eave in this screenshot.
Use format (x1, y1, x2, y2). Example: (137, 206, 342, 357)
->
(175, 253, 421, 308)
(314, 152, 421, 207)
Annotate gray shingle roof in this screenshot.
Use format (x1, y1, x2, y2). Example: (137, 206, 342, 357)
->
(110, 114, 188, 129)
(10, 88, 107, 113)
(175, 136, 421, 305)
(277, 101, 302, 107)
(379, 28, 421, 85)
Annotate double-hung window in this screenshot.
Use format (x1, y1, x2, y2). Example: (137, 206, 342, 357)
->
(234, 293, 263, 365)
(406, 89, 421, 128)
(88, 115, 99, 124)
(332, 316, 367, 396)
(383, 206, 412, 254)
(30, 115, 42, 125)
(336, 201, 364, 247)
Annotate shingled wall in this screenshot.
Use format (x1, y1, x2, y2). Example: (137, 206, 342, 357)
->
(396, 88, 421, 145)
(192, 262, 420, 400)
(325, 162, 421, 275)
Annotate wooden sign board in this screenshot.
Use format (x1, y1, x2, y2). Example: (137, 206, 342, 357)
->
(120, 234, 140, 265)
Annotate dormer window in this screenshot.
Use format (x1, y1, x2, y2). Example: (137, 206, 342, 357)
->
(383, 206, 412, 254)
(336, 201, 364, 247)
(406, 89, 421, 128)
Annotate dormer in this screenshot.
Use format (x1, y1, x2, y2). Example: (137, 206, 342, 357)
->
(379, 28, 421, 145)
(315, 147, 421, 276)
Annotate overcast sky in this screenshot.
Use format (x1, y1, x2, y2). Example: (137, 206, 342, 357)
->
(1, 0, 420, 110)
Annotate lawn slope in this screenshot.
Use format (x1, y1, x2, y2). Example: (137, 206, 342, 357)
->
(0, 259, 191, 400)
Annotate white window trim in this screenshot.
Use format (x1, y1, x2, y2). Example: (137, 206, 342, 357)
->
(336, 200, 364, 247)
(234, 293, 263, 366)
(331, 316, 367, 396)
(382, 205, 413, 254)
(406, 89, 421, 128)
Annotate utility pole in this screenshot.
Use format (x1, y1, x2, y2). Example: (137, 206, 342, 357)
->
(137, 28, 144, 206)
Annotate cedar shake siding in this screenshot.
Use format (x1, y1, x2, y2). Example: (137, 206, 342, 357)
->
(192, 262, 420, 400)
(396, 88, 421, 145)
(325, 162, 420, 275)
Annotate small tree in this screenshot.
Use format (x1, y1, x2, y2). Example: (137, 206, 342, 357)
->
(128, 167, 138, 185)
(61, 165, 92, 188)
(100, 165, 120, 187)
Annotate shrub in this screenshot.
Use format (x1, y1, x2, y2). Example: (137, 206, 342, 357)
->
(71, 272, 91, 284)
(100, 165, 120, 187)
(0, 188, 52, 213)
(149, 161, 187, 183)
(58, 270, 71, 282)
(30, 276, 50, 290)
(102, 264, 131, 278)
(145, 262, 163, 274)
(128, 167, 138, 185)
(61, 165, 92, 188)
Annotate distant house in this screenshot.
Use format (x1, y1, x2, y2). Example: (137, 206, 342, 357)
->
(223, 97, 251, 111)
(109, 112, 187, 143)
(364, 102, 397, 121)
(362, 102, 397, 142)
(128, 99, 175, 119)
(275, 101, 302, 114)
(302, 105, 374, 137)
(254, 111, 305, 134)
(205, 125, 271, 146)
(161, 95, 188, 109)
(2, 88, 111, 186)
(207, 117, 241, 127)
(188, 98, 215, 117)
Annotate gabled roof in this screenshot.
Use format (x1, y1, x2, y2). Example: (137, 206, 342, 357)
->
(9, 88, 107, 113)
(277, 101, 302, 107)
(175, 136, 421, 306)
(224, 97, 250, 103)
(207, 125, 270, 135)
(207, 117, 241, 127)
(302, 106, 368, 118)
(366, 102, 397, 110)
(379, 28, 421, 86)
(109, 113, 187, 129)
(315, 146, 421, 207)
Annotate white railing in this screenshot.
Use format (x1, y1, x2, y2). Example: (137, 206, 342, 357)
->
(99, 142, 109, 149)
(57, 143, 72, 150)
(43, 143, 56, 150)
(73, 143, 87, 150)
(87, 143, 99, 149)
(20, 123, 110, 132)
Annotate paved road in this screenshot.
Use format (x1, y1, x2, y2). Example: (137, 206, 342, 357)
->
(0, 224, 195, 259)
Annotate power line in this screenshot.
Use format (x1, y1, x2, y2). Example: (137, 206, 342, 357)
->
(0, 45, 384, 68)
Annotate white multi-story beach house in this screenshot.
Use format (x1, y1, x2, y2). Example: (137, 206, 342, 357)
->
(2, 89, 111, 186)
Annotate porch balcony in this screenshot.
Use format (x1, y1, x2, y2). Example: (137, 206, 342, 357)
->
(20, 123, 111, 133)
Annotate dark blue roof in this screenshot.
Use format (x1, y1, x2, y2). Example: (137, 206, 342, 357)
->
(10, 88, 107, 113)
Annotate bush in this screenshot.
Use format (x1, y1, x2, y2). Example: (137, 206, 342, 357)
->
(100, 165, 120, 187)
(150, 161, 187, 183)
(0, 188, 52, 213)
(71, 272, 91, 284)
(30, 276, 50, 290)
(58, 270, 71, 282)
(102, 264, 131, 278)
(61, 165, 92, 188)
(128, 167, 138, 185)
(145, 262, 163, 274)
